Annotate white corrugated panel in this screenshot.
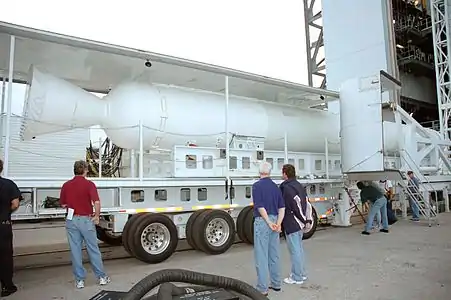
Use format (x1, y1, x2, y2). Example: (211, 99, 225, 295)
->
(0, 115, 90, 178)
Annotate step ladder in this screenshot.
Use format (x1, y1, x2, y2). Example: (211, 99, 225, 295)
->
(344, 187, 366, 223)
(400, 179, 439, 227)
(398, 152, 439, 227)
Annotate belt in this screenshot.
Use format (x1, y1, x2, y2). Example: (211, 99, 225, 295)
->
(0, 220, 11, 225)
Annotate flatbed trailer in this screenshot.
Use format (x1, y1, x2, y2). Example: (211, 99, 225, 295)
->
(0, 21, 450, 265)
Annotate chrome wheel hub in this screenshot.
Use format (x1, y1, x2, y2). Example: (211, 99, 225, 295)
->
(140, 222, 171, 255)
(205, 218, 230, 247)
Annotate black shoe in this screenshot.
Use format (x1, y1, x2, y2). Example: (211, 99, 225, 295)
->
(1, 285, 18, 297)
(380, 229, 389, 233)
(361, 231, 370, 235)
(269, 286, 281, 292)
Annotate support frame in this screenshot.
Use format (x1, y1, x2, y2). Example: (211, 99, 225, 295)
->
(303, 0, 326, 88)
(430, 0, 451, 140)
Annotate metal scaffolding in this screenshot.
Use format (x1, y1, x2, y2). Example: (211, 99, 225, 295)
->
(430, 0, 451, 139)
(303, 0, 326, 88)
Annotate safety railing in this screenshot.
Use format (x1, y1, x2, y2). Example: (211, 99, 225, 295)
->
(399, 150, 439, 226)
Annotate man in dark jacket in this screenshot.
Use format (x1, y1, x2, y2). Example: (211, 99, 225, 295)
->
(0, 159, 21, 297)
(357, 181, 389, 235)
(280, 164, 310, 285)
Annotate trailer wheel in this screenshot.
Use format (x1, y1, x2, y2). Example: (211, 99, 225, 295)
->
(243, 207, 254, 245)
(236, 206, 253, 244)
(192, 210, 235, 255)
(96, 225, 122, 246)
(302, 206, 318, 240)
(122, 213, 146, 256)
(129, 213, 178, 264)
(186, 209, 210, 250)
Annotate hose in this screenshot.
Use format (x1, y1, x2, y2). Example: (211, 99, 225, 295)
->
(141, 283, 216, 300)
(122, 269, 268, 300)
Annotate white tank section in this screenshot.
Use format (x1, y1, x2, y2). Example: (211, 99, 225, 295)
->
(22, 67, 106, 139)
(339, 76, 442, 173)
(21, 67, 442, 155)
(101, 82, 340, 153)
(340, 78, 386, 172)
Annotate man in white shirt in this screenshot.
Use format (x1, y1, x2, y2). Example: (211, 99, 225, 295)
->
(378, 180, 397, 225)
(378, 180, 393, 196)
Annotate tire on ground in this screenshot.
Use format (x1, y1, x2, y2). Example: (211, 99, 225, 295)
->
(122, 213, 147, 255)
(243, 207, 254, 245)
(186, 209, 211, 250)
(236, 206, 253, 244)
(192, 210, 236, 255)
(96, 225, 123, 246)
(129, 213, 179, 264)
(302, 206, 318, 240)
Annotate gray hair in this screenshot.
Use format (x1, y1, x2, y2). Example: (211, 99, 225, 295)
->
(259, 161, 272, 175)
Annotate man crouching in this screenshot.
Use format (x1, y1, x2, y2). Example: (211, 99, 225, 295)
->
(357, 181, 389, 235)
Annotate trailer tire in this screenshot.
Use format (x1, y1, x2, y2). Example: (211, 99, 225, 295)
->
(302, 206, 318, 240)
(129, 213, 178, 264)
(122, 213, 147, 256)
(192, 210, 235, 255)
(186, 209, 210, 250)
(236, 206, 252, 244)
(96, 225, 123, 246)
(243, 207, 254, 245)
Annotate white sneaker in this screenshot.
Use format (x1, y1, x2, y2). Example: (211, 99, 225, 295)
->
(283, 277, 303, 285)
(99, 276, 111, 286)
(290, 273, 308, 281)
(75, 280, 85, 289)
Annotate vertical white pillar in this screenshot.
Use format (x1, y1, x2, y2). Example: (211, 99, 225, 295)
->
(4, 35, 15, 177)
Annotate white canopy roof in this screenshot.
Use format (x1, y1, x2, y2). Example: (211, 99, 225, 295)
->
(0, 22, 339, 108)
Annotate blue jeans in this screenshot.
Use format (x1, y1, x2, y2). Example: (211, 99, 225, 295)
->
(254, 215, 281, 293)
(66, 216, 107, 281)
(365, 197, 389, 232)
(285, 230, 306, 281)
(409, 197, 420, 220)
(369, 202, 382, 227)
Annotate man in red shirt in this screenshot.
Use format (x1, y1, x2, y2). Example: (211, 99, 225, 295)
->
(60, 160, 110, 289)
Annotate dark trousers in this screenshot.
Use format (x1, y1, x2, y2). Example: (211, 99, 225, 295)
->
(386, 200, 397, 224)
(0, 224, 14, 288)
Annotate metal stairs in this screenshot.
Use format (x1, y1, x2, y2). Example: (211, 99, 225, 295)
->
(397, 151, 439, 227)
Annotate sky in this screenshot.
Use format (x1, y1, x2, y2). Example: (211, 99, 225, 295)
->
(0, 0, 322, 141)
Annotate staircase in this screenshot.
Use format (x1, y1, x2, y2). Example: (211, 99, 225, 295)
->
(398, 151, 439, 227)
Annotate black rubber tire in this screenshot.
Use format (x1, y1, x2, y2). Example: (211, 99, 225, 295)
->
(96, 225, 123, 246)
(236, 206, 253, 244)
(185, 209, 210, 250)
(243, 207, 254, 245)
(192, 210, 236, 255)
(129, 213, 179, 264)
(302, 206, 318, 240)
(122, 213, 147, 255)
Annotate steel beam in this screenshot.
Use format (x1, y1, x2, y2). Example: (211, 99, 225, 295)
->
(303, 0, 326, 88)
(430, 0, 451, 139)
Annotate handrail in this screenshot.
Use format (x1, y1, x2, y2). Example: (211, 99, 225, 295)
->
(402, 149, 439, 199)
(399, 150, 438, 226)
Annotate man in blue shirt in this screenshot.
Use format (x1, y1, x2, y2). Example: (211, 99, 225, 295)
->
(280, 164, 310, 285)
(407, 171, 421, 222)
(252, 161, 285, 296)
